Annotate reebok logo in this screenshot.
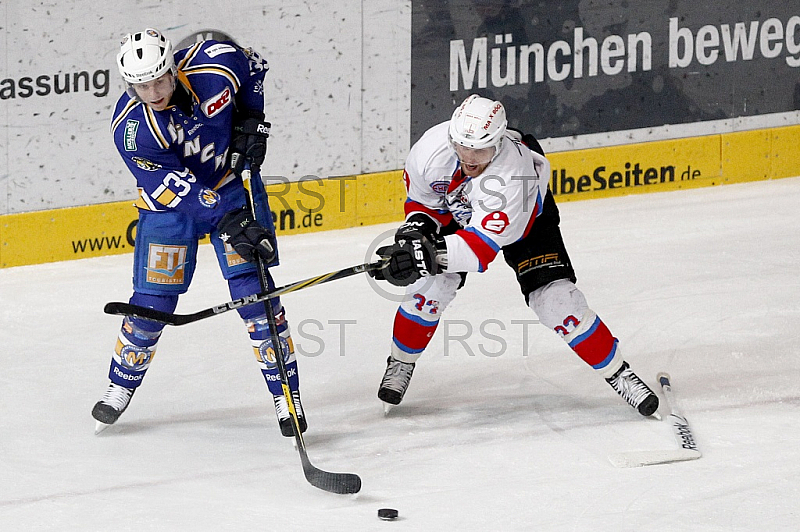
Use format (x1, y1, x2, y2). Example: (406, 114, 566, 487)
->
(673, 415, 699, 451)
(113, 366, 143, 382)
(263, 367, 297, 381)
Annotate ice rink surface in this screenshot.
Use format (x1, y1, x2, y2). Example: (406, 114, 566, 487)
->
(1, 177, 799, 531)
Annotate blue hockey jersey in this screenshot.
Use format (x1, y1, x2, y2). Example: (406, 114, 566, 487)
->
(110, 40, 269, 226)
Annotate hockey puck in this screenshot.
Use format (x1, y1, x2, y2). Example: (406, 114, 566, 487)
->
(378, 508, 399, 521)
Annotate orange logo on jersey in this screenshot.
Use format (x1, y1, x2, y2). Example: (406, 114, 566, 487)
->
(146, 244, 188, 284)
(224, 242, 247, 268)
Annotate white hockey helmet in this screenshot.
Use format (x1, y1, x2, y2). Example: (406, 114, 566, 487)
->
(448, 94, 507, 150)
(117, 28, 175, 84)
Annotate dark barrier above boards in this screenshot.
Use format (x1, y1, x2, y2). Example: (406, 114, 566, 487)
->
(410, 0, 800, 143)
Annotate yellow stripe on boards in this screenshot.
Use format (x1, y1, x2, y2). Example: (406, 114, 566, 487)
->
(2, 126, 798, 268)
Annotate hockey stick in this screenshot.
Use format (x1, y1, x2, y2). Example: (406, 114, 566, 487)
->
(658, 372, 702, 456)
(608, 372, 701, 468)
(243, 163, 361, 495)
(104, 260, 384, 326)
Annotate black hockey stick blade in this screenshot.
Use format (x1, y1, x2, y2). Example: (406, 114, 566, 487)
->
(277, 378, 362, 494)
(104, 259, 386, 326)
(281, 380, 362, 493)
(302, 458, 362, 494)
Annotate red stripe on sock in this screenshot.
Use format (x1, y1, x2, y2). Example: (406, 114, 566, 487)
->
(571, 319, 616, 366)
(393, 310, 438, 352)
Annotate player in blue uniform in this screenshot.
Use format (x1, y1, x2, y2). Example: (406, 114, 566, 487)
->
(92, 28, 306, 437)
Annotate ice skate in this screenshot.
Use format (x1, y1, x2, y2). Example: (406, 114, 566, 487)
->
(273, 390, 307, 437)
(605, 361, 660, 417)
(378, 356, 416, 413)
(92, 383, 136, 434)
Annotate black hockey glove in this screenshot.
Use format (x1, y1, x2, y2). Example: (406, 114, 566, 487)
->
(218, 207, 276, 263)
(230, 111, 271, 176)
(371, 213, 442, 285)
(395, 212, 439, 244)
(372, 232, 441, 287)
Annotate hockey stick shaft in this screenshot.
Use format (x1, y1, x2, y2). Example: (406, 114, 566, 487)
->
(658, 372, 701, 453)
(104, 260, 384, 326)
(244, 164, 361, 495)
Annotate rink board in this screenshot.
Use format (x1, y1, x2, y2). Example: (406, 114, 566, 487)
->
(1, 126, 798, 268)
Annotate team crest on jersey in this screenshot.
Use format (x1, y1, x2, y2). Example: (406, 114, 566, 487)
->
(132, 156, 161, 171)
(445, 187, 472, 227)
(202, 87, 232, 118)
(430, 181, 449, 194)
(124, 120, 139, 151)
(198, 188, 220, 208)
(146, 244, 188, 285)
(481, 211, 510, 234)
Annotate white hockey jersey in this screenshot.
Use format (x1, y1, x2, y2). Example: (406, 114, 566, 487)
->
(403, 121, 550, 273)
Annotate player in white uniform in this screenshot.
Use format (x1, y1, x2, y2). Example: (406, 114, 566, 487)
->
(372, 95, 659, 417)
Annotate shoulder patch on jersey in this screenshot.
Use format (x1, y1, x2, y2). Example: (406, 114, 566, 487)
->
(131, 157, 161, 171)
(430, 180, 449, 194)
(204, 43, 237, 58)
(481, 211, 510, 234)
(123, 120, 139, 151)
(242, 47, 269, 73)
(202, 87, 232, 118)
